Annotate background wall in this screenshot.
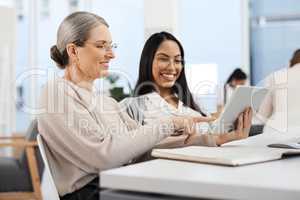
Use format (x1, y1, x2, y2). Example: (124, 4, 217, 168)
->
(178, 0, 244, 86)
(91, 0, 144, 91)
(250, 0, 300, 85)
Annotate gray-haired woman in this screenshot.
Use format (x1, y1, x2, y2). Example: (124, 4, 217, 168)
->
(37, 11, 209, 200)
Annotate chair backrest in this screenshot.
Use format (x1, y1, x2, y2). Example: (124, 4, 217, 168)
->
(19, 120, 44, 178)
(37, 134, 60, 200)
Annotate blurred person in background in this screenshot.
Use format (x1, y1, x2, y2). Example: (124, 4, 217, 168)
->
(258, 49, 300, 128)
(216, 68, 247, 115)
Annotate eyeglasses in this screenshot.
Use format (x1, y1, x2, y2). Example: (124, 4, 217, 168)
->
(102, 43, 118, 51)
(155, 56, 184, 67)
(85, 41, 118, 52)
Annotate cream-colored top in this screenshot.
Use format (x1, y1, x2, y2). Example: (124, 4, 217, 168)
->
(37, 77, 175, 196)
(258, 63, 300, 130)
(120, 92, 217, 147)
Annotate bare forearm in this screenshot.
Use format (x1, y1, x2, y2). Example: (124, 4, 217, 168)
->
(155, 135, 186, 148)
(213, 132, 237, 146)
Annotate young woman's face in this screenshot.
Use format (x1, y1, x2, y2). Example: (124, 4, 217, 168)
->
(231, 79, 246, 88)
(76, 25, 115, 80)
(152, 40, 183, 90)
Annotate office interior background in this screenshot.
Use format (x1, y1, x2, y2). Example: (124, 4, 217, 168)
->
(0, 0, 300, 138)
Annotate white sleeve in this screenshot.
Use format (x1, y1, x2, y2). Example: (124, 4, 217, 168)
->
(258, 74, 274, 120)
(119, 97, 146, 125)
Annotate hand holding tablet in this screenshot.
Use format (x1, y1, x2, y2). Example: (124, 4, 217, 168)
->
(212, 86, 269, 133)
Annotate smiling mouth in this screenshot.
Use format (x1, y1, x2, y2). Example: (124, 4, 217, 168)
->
(100, 62, 109, 68)
(160, 73, 177, 81)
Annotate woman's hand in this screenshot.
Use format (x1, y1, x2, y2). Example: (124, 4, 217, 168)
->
(216, 107, 253, 145)
(233, 107, 253, 140)
(171, 116, 216, 137)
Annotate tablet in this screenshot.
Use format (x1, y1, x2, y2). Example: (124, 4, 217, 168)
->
(212, 86, 269, 133)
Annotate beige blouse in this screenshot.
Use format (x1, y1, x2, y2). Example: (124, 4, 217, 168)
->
(37, 77, 175, 196)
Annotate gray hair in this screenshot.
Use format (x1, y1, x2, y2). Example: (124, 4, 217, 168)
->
(50, 11, 109, 69)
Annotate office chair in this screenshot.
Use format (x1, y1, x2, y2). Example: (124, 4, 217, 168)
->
(0, 120, 43, 200)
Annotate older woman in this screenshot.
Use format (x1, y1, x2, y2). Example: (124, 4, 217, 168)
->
(37, 12, 207, 200)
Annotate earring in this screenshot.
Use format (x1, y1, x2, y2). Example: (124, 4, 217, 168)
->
(74, 56, 80, 69)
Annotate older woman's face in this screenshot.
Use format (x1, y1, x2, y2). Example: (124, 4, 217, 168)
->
(76, 25, 115, 79)
(152, 40, 183, 90)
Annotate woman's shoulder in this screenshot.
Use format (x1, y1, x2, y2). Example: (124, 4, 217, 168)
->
(119, 93, 161, 116)
(120, 94, 148, 109)
(41, 77, 82, 100)
(262, 67, 288, 87)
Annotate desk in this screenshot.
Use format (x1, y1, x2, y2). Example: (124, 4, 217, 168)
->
(100, 157, 300, 200)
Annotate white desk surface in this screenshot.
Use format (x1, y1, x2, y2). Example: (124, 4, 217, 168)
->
(101, 131, 300, 200)
(100, 157, 300, 200)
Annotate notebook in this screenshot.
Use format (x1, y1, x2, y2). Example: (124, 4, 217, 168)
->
(151, 145, 300, 166)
